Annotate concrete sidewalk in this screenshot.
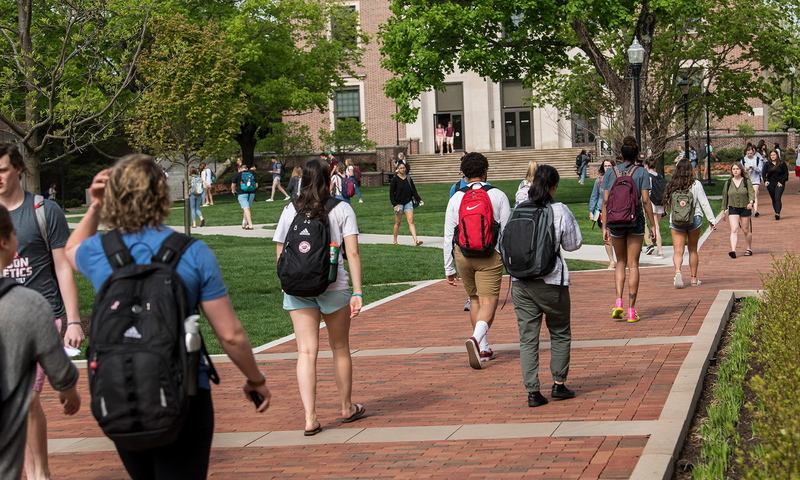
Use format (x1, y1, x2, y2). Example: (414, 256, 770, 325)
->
(46, 187, 796, 479)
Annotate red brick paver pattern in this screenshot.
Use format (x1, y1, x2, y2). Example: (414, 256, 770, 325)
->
(39, 186, 798, 479)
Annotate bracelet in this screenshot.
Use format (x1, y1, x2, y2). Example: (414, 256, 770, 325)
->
(352, 293, 362, 297)
(246, 372, 266, 387)
(67, 321, 82, 326)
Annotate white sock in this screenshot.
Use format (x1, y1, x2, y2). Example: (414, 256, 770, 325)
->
(472, 321, 489, 345)
(479, 336, 490, 352)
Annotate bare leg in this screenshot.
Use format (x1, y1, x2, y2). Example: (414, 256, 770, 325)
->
(753, 184, 760, 214)
(393, 214, 401, 243)
(728, 214, 740, 252)
(653, 219, 663, 255)
(604, 242, 616, 266)
(671, 228, 687, 274)
(611, 236, 629, 300)
(469, 296, 498, 330)
(687, 227, 702, 280)
(625, 235, 644, 308)
(270, 183, 277, 200)
(25, 392, 50, 480)
(322, 305, 356, 418)
(404, 210, 418, 243)
(741, 217, 752, 250)
(243, 206, 253, 228)
(278, 184, 289, 197)
(290, 308, 322, 431)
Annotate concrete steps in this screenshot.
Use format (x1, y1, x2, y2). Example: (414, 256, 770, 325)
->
(407, 148, 586, 184)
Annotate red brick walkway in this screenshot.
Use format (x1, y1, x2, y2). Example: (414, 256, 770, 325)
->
(38, 186, 798, 479)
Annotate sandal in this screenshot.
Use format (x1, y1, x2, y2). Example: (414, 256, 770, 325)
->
(245, 225, 254, 230)
(744, 250, 753, 256)
(415, 240, 424, 246)
(303, 423, 322, 437)
(728, 251, 736, 259)
(342, 404, 366, 423)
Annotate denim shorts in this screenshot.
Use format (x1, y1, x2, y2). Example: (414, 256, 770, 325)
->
(237, 193, 255, 208)
(393, 201, 414, 214)
(283, 289, 351, 314)
(670, 214, 702, 232)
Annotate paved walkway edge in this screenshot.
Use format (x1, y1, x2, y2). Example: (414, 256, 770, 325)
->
(630, 289, 759, 480)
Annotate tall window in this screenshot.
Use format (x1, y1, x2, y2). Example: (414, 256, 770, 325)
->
(334, 88, 360, 122)
(331, 5, 358, 50)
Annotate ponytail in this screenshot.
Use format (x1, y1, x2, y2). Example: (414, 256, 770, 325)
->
(528, 164, 560, 206)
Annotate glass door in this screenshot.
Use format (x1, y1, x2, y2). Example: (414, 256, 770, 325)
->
(503, 110, 533, 149)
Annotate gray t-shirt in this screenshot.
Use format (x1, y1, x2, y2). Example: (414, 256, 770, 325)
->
(2, 191, 71, 317)
(602, 163, 652, 198)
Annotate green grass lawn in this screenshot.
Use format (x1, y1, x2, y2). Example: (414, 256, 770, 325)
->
(75, 237, 606, 354)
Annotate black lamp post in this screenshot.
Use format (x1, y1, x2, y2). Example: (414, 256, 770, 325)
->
(791, 66, 796, 129)
(628, 39, 645, 149)
(703, 89, 715, 186)
(678, 78, 691, 158)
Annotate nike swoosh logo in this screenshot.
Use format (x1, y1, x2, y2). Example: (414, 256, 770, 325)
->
(466, 204, 481, 210)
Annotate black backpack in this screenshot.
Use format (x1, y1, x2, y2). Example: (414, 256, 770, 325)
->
(88, 231, 218, 451)
(500, 201, 560, 280)
(278, 198, 341, 297)
(649, 172, 667, 206)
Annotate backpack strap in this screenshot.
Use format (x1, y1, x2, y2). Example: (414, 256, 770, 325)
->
(33, 194, 50, 252)
(0, 277, 19, 299)
(153, 232, 196, 268)
(101, 230, 134, 270)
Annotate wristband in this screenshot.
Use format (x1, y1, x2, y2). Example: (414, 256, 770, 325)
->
(246, 372, 266, 387)
(352, 293, 362, 297)
(67, 321, 82, 326)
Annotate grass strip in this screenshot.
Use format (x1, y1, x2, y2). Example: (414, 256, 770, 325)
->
(692, 296, 758, 479)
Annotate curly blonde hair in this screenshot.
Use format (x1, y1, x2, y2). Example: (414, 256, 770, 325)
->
(102, 154, 172, 232)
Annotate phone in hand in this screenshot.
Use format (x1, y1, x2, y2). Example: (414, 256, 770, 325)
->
(249, 391, 264, 408)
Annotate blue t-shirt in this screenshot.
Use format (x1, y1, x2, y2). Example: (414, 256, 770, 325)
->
(601, 163, 652, 196)
(75, 226, 228, 389)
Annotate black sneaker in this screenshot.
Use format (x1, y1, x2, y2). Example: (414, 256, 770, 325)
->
(528, 391, 549, 407)
(551, 383, 576, 400)
(463, 298, 471, 311)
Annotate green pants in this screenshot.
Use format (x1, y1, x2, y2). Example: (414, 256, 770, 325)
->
(511, 279, 571, 392)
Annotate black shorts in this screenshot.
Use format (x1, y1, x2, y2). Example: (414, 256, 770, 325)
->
(728, 206, 752, 217)
(608, 212, 645, 238)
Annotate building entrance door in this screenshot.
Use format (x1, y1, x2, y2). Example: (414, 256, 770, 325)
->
(434, 113, 463, 153)
(503, 110, 533, 149)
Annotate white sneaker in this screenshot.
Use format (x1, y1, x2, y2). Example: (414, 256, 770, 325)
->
(653, 254, 665, 259)
(674, 272, 685, 289)
(284, 196, 290, 200)
(266, 198, 274, 202)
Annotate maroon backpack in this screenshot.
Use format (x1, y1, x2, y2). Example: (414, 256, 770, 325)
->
(455, 185, 499, 257)
(605, 165, 640, 227)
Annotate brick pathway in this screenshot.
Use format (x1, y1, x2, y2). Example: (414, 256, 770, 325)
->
(39, 186, 798, 479)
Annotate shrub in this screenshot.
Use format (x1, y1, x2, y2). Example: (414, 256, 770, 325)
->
(742, 254, 800, 478)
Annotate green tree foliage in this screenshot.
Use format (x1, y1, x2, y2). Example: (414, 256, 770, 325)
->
(318, 118, 377, 155)
(0, 0, 150, 192)
(220, 0, 367, 165)
(127, 14, 245, 233)
(379, 0, 800, 169)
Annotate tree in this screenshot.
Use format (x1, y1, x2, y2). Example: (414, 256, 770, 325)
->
(318, 118, 377, 155)
(0, 0, 150, 192)
(127, 14, 245, 234)
(221, 0, 367, 166)
(379, 0, 800, 168)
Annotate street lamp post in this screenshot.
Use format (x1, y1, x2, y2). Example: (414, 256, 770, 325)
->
(703, 89, 715, 186)
(791, 66, 796, 129)
(678, 78, 691, 159)
(628, 39, 645, 149)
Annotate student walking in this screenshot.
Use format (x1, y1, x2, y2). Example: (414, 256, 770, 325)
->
(601, 136, 657, 323)
(444, 152, 511, 368)
(721, 162, 755, 258)
(643, 158, 666, 259)
(662, 160, 716, 288)
(274, 159, 365, 436)
(200, 162, 214, 206)
(589, 158, 617, 269)
(0, 143, 84, 480)
(742, 145, 764, 217)
(763, 149, 788, 220)
(189, 166, 205, 228)
(64, 155, 271, 480)
(390, 162, 423, 245)
(345, 158, 364, 203)
(286, 166, 303, 200)
(507, 165, 582, 407)
(267, 156, 290, 202)
(231, 163, 257, 229)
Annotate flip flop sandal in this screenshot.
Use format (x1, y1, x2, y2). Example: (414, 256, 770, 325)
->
(342, 404, 366, 423)
(744, 250, 753, 256)
(303, 424, 322, 436)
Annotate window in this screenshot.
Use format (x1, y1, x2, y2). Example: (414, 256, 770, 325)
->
(435, 83, 464, 112)
(335, 88, 360, 122)
(572, 115, 597, 146)
(502, 81, 532, 108)
(331, 5, 358, 50)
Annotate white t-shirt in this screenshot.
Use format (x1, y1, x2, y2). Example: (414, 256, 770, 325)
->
(201, 167, 212, 186)
(273, 201, 359, 291)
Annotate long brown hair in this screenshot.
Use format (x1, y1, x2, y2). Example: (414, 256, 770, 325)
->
(294, 160, 331, 220)
(102, 154, 172, 232)
(662, 159, 695, 208)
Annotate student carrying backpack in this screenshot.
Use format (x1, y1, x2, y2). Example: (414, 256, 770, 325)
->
(343, 176, 357, 199)
(190, 175, 204, 196)
(455, 184, 500, 257)
(605, 165, 641, 227)
(353, 165, 362, 181)
(87, 231, 219, 451)
(500, 201, 559, 280)
(277, 198, 342, 297)
(239, 170, 257, 193)
(649, 171, 667, 206)
(670, 188, 695, 227)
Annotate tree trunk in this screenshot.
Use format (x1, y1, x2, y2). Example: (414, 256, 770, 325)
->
(183, 158, 191, 236)
(21, 146, 42, 194)
(235, 122, 259, 167)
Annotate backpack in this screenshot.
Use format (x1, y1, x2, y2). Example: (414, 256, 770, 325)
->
(605, 166, 641, 227)
(87, 231, 218, 451)
(500, 202, 559, 280)
(649, 172, 667, 206)
(514, 181, 531, 207)
(343, 176, 357, 198)
(210, 169, 217, 182)
(239, 170, 257, 193)
(33, 194, 50, 251)
(190, 176, 204, 195)
(670, 188, 695, 228)
(353, 166, 362, 181)
(277, 198, 342, 297)
(454, 185, 499, 258)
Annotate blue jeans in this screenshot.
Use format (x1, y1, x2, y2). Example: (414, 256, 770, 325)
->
(578, 164, 588, 183)
(190, 193, 203, 221)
